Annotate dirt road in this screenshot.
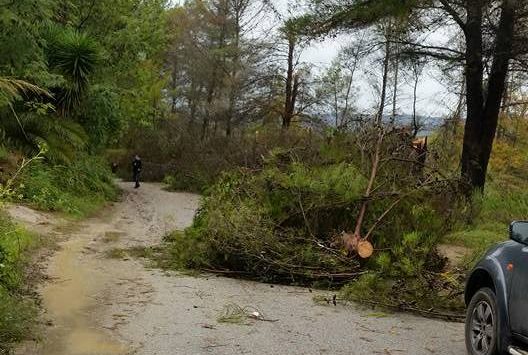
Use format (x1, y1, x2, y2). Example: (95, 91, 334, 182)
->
(11, 182, 466, 355)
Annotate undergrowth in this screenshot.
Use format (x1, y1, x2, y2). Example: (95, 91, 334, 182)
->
(15, 154, 118, 217)
(0, 212, 38, 354)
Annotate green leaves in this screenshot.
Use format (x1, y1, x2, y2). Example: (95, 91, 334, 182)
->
(298, 0, 418, 35)
(0, 77, 50, 108)
(45, 29, 100, 115)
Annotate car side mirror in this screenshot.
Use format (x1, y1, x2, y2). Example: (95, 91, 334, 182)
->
(510, 221, 528, 245)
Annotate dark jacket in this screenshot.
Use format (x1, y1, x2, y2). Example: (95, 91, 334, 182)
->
(132, 158, 142, 174)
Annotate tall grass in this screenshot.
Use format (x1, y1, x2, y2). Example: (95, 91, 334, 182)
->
(0, 212, 38, 353)
(16, 154, 118, 217)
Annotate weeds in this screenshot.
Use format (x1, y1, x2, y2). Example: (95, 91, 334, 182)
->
(15, 154, 118, 217)
(217, 304, 252, 325)
(0, 212, 38, 353)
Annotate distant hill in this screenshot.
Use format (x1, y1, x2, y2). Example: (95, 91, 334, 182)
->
(312, 112, 444, 136)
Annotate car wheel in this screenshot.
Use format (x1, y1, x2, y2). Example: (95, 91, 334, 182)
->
(465, 288, 499, 355)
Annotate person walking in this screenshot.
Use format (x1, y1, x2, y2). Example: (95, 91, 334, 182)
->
(132, 155, 142, 188)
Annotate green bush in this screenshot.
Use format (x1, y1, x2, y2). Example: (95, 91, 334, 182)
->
(0, 212, 38, 353)
(16, 154, 118, 216)
(0, 289, 37, 354)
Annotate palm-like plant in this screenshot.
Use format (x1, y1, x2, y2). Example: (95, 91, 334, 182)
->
(1, 27, 99, 162)
(0, 76, 86, 163)
(46, 29, 99, 116)
(1, 112, 87, 163)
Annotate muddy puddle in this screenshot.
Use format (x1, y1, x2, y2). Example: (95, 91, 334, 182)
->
(39, 229, 127, 355)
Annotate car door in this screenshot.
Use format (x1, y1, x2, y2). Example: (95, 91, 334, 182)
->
(509, 223, 528, 337)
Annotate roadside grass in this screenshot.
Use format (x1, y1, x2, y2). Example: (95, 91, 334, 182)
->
(442, 176, 528, 269)
(0, 211, 39, 354)
(15, 154, 118, 218)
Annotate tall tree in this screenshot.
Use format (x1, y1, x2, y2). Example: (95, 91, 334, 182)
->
(166, 0, 277, 137)
(299, 0, 528, 191)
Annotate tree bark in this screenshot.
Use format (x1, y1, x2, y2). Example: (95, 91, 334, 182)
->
(391, 43, 400, 125)
(283, 36, 296, 128)
(412, 71, 419, 137)
(376, 36, 391, 124)
(477, 0, 517, 188)
(460, 0, 517, 191)
(460, 0, 485, 190)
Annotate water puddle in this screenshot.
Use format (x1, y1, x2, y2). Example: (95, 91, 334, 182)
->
(39, 233, 128, 355)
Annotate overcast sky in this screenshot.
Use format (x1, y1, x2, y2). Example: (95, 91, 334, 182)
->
(266, 0, 457, 117)
(170, 0, 457, 117)
(303, 38, 455, 117)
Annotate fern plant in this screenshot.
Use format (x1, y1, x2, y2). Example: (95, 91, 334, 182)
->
(0, 77, 50, 108)
(0, 112, 87, 163)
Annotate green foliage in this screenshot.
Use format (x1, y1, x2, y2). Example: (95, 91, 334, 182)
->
(162, 137, 456, 289)
(0, 290, 37, 354)
(1, 0, 168, 164)
(16, 155, 118, 217)
(0, 0, 56, 77)
(0, 78, 50, 109)
(0, 212, 38, 353)
(442, 182, 528, 268)
(344, 122, 528, 314)
(45, 27, 100, 115)
(0, 214, 35, 291)
(79, 85, 124, 151)
(340, 268, 464, 315)
(164, 152, 367, 284)
(1, 112, 87, 163)
(297, 0, 417, 36)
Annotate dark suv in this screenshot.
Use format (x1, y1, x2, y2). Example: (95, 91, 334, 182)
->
(465, 221, 528, 355)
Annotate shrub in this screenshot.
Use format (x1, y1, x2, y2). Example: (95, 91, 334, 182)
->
(16, 154, 118, 216)
(120, 118, 325, 190)
(0, 212, 38, 353)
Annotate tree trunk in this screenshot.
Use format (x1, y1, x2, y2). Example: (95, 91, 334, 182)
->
(460, 1, 485, 190)
(376, 36, 391, 124)
(477, 0, 517, 188)
(460, 0, 517, 191)
(391, 43, 400, 125)
(170, 61, 178, 114)
(226, 5, 242, 137)
(412, 72, 419, 137)
(452, 79, 465, 134)
(203, 77, 216, 140)
(283, 36, 296, 129)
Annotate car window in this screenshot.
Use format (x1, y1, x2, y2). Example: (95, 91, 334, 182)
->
(511, 222, 528, 245)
